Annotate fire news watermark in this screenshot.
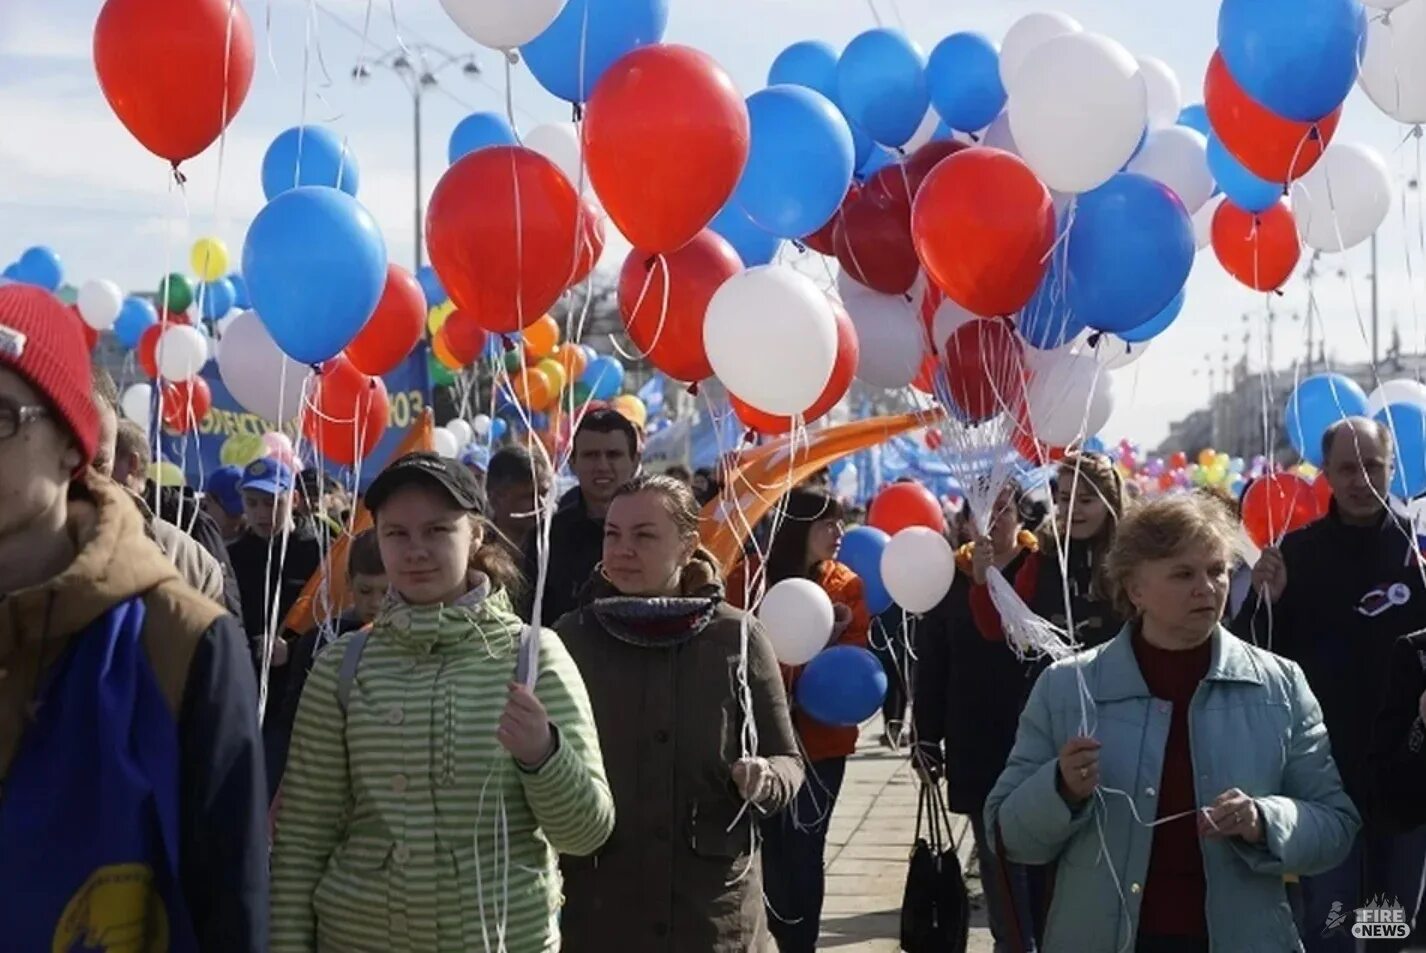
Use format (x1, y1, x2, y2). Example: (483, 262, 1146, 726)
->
(1325, 897, 1411, 940)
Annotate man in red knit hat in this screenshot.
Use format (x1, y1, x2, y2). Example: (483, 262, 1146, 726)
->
(0, 285, 267, 952)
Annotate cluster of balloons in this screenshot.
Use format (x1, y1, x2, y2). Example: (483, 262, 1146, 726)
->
(1, 246, 64, 291)
(1288, 373, 1426, 499)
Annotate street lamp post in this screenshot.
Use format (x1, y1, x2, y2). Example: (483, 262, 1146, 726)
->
(353, 47, 481, 273)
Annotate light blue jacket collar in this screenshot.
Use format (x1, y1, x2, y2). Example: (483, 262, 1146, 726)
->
(1088, 623, 1267, 703)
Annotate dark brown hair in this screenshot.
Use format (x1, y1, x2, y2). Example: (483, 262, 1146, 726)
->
(767, 486, 845, 585)
(574, 408, 641, 458)
(471, 515, 525, 602)
(347, 528, 385, 579)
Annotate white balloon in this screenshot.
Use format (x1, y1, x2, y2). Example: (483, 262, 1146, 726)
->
(525, 122, 586, 191)
(156, 325, 209, 381)
(446, 418, 474, 448)
(472, 413, 493, 437)
(1084, 333, 1150, 369)
(438, 0, 565, 49)
(1360, 0, 1426, 123)
(705, 266, 838, 415)
(1193, 193, 1227, 250)
(1128, 126, 1213, 214)
(1137, 56, 1182, 130)
(881, 528, 956, 613)
(981, 112, 1073, 212)
(999, 11, 1082, 91)
(931, 299, 976, 352)
(841, 282, 926, 389)
(1026, 351, 1115, 445)
(904, 106, 942, 152)
(77, 279, 123, 331)
(1367, 379, 1426, 417)
(120, 383, 153, 429)
(433, 426, 460, 459)
(757, 578, 835, 665)
(1290, 142, 1393, 253)
(1008, 32, 1147, 194)
(218, 310, 312, 423)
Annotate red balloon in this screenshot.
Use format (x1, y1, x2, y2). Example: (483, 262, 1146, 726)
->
(302, 356, 390, 466)
(94, 0, 255, 165)
(869, 482, 946, 536)
(913, 148, 1056, 318)
(1169, 450, 1188, 470)
(1158, 473, 1176, 491)
(618, 231, 740, 383)
(729, 299, 859, 434)
(803, 183, 861, 256)
(1212, 199, 1301, 292)
(925, 429, 943, 450)
(940, 317, 1027, 423)
(833, 190, 918, 295)
(160, 378, 212, 432)
(911, 350, 940, 395)
(137, 323, 162, 378)
(571, 196, 607, 287)
(1312, 472, 1334, 516)
(440, 310, 489, 366)
(583, 45, 749, 253)
(1241, 472, 1319, 548)
(427, 146, 581, 335)
(345, 264, 426, 376)
(868, 139, 969, 207)
(1204, 51, 1339, 183)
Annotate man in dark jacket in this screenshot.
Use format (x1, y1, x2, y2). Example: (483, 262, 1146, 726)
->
(519, 409, 640, 626)
(0, 285, 267, 951)
(1233, 417, 1426, 953)
(1369, 632, 1426, 832)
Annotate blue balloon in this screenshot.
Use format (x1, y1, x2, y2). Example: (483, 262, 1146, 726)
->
(710, 201, 781, 266)
(927, 32, 1005, 133)
(227, 272, 251, 309)
(1218, 0, 1366, 123)
(1207, 135, 1281, 213)
(522, 0, 669, 103)
(857, 145, 895, 180)
(114, 296, 158, 349)
(795, 646, 888, 727)
(1019, 256, 1086, 350)
(847, 119, 874, 170)
(261, 126, 360, 201)
(16, 246, 62, 291)
(242, 186, 388, 364)
(737, 86, 855, 239)
(1177, 103, 1211, 136)
(417, 265, 447, 308)
(1119, 287, 1186, 343)
(1, 263, 18, 281)
(582, 355, 625, 400)
(836, 28, 928, 147)
(838, 527, 893, 614)
(491, 417, 509, 441)
(932, 118, 955, 142)
(1067, 174, 1195, 334)
(1285, 373, 1369, 466)
(197, 278, 237, 321)
(1082, 435, 1107, 454)
(1379, 404, 1426, 499)
(770, 40, 839, 98)
(448, 112, 518, 165)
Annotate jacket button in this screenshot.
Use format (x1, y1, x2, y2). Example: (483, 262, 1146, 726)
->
(654, 825, 670, 841)
(1130, 883, 1142, 895)
(1145, 787, 1156, 797)
(388, 706, 404, 725)
(392, 774, 409, 794)
(654, 729, 670, 744)
(393, 843, 411, 866)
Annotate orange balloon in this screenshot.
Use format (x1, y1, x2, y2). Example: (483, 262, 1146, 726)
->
(537, 358, 567, 396)
(512, 367, 554, 410)
(554, 342, 587, 381)
(432, 328, 463, 370)
(523, 314, 560, 360)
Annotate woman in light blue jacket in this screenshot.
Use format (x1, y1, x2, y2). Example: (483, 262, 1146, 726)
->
(986, 493, 1359, 953)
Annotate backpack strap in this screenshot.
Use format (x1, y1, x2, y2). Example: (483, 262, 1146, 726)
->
(336, 630, 371, 716)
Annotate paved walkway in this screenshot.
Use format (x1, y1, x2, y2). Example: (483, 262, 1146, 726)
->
(818, 722, 995, 952)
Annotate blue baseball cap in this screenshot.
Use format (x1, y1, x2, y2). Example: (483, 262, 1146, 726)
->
(203, 465, 245, 517)
(239, 456, 297, 496)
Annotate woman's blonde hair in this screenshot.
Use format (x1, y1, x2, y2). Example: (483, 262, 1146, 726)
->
(1104, 492, 1238, 619)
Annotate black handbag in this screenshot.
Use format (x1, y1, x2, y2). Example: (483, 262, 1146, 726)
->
(900, 778, 970, 953)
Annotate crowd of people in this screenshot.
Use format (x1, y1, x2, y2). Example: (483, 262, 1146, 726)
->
(6, 279, 1426, 953)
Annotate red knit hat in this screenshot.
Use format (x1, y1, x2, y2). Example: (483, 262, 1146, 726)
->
(0, 285, 99, 465)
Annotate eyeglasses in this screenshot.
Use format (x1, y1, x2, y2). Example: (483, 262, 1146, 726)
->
(0, 398, 48, 440)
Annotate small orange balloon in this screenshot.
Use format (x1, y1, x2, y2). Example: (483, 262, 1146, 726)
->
(433, 328, 463, 369)
(523, 314, 560, 360)
(554, 342, 587, 380)
(512, 366, 554, 410)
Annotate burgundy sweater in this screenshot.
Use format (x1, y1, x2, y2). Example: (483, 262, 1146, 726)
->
(1132, 630, 1212, 940)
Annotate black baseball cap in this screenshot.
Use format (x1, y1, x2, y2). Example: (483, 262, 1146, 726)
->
(365, 452, 486, 515)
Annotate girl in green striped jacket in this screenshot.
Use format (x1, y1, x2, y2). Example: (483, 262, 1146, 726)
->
(271, 452, 615, 952)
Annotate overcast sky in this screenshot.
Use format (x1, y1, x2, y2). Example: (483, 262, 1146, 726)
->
(2, 0, 1421, 446)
